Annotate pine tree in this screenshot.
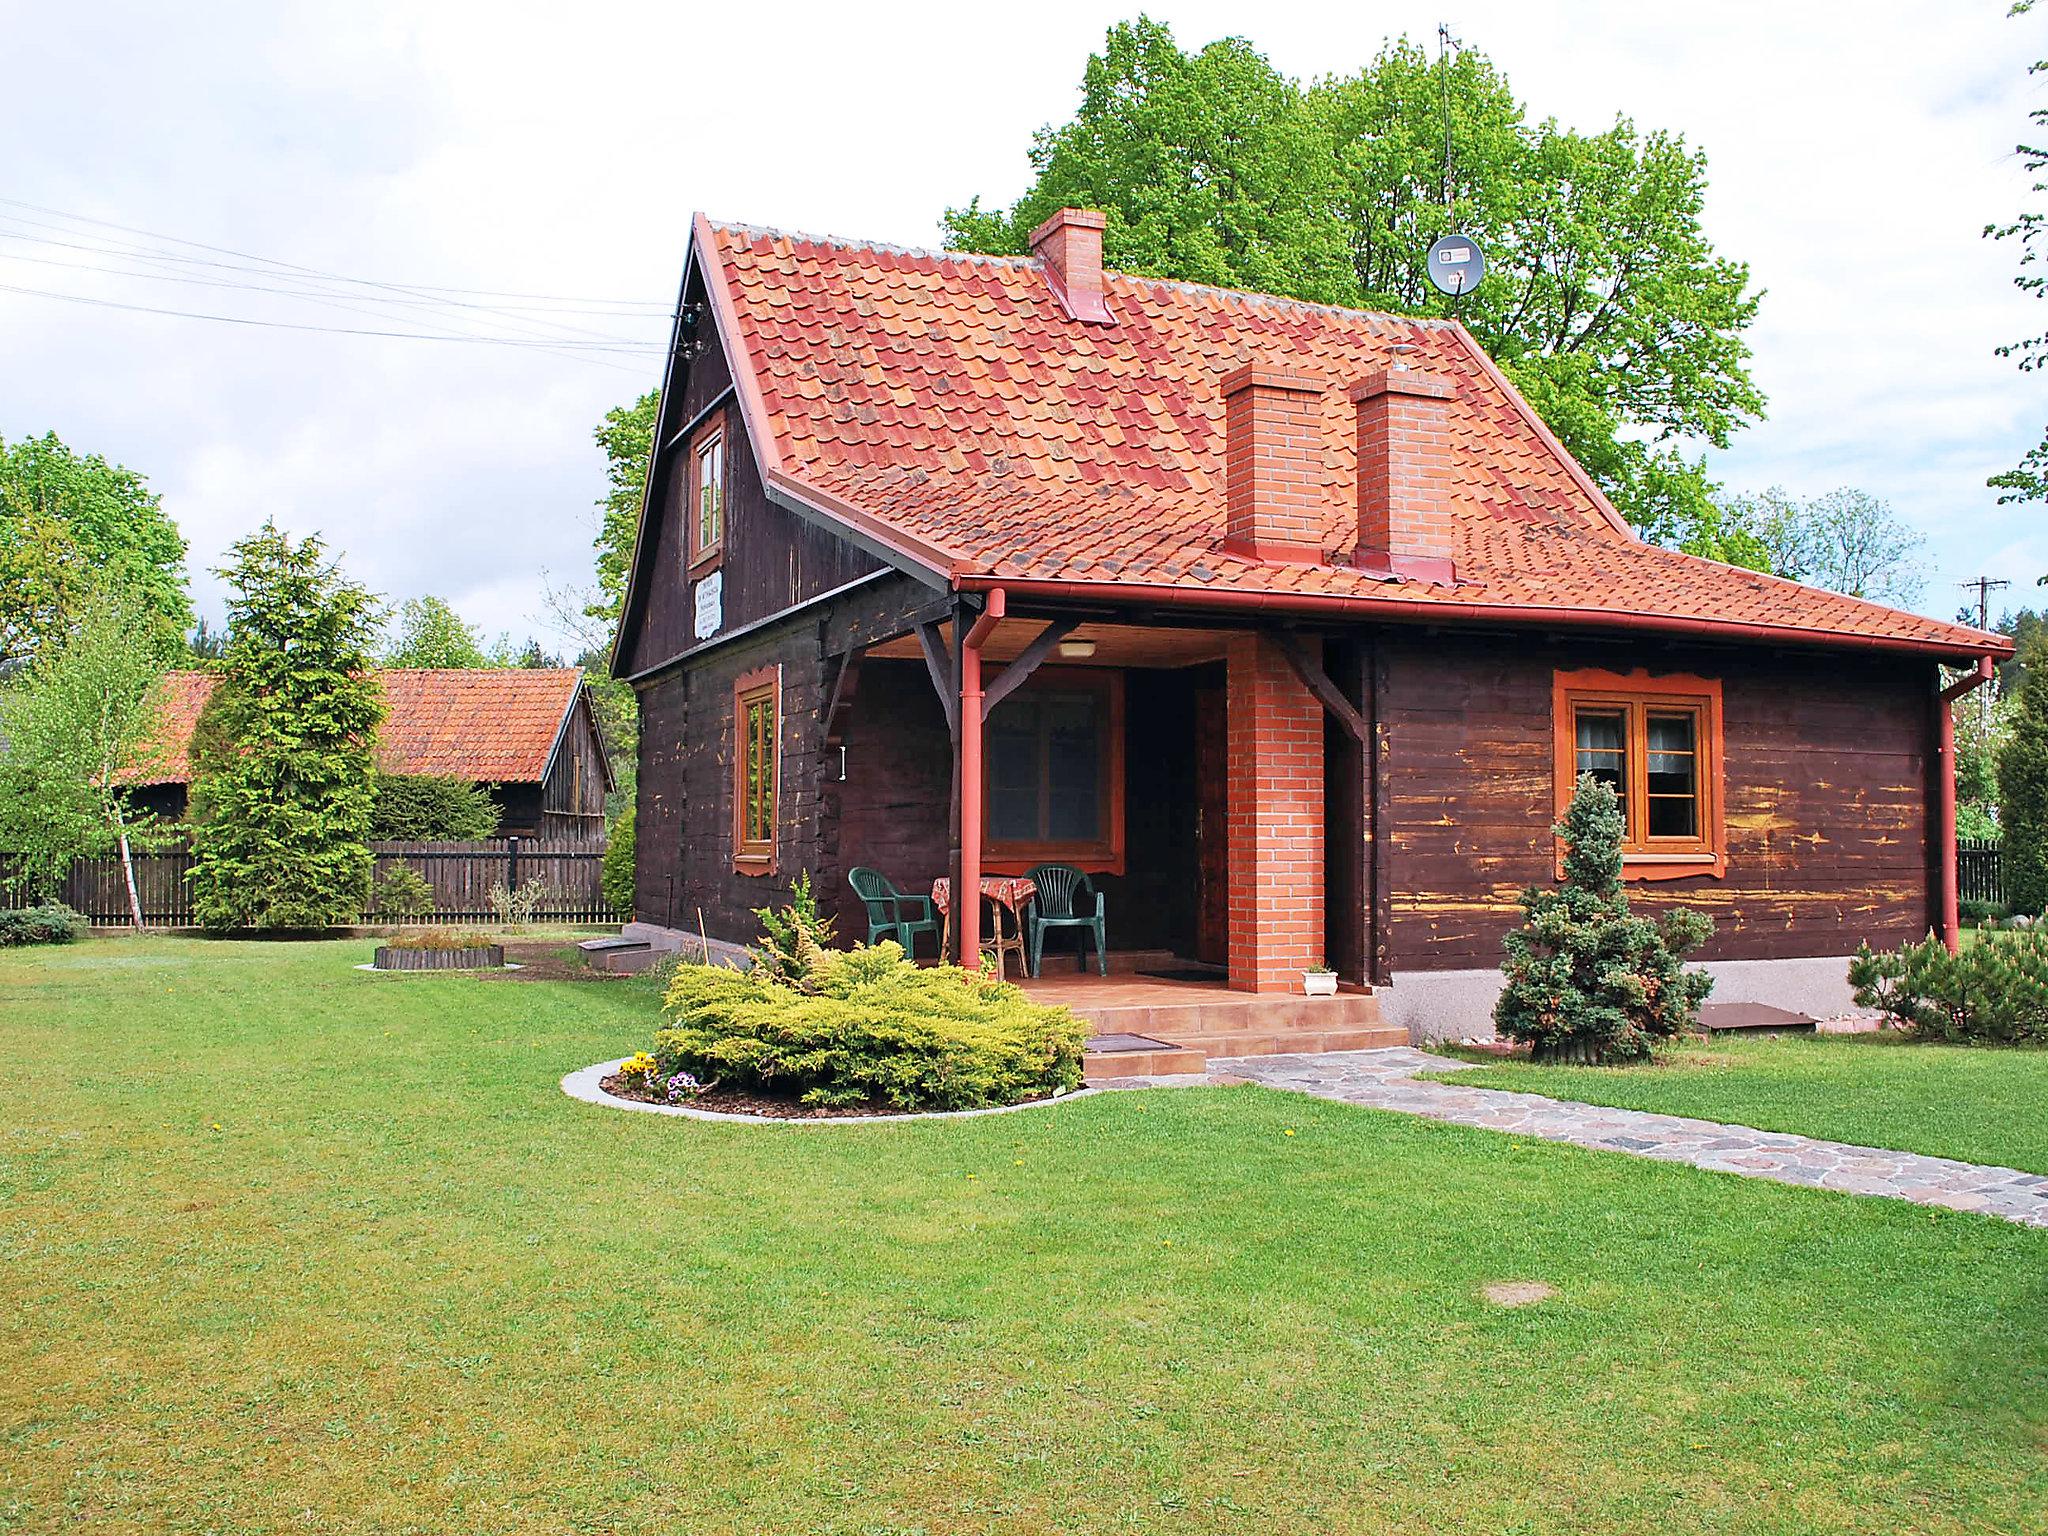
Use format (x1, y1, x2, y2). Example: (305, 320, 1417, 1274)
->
(1494, 774, 1715, 1063)
(186, 524, 385, 929)
(1999, 661, 2048, 915)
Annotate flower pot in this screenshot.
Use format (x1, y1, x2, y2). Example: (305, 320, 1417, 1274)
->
(1303, 970, 1339, 997)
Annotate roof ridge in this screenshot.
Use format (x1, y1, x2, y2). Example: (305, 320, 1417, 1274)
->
(709, 217, 1460, 334)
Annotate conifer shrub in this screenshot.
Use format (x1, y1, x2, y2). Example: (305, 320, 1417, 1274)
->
(1848, 930, 2048, 1044)
(653, 875, 1088, 1110)
(0, 902, 86, 946)
(601, 803, 635, 916)
(368, 864, 436, 921)
(368, 774, 500, 841)
(1494, 773, 1715, 1064)
(1999, 662, 2048, 916)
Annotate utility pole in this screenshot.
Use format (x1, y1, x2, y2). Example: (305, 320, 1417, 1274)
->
(1958, 576, 2011, 733)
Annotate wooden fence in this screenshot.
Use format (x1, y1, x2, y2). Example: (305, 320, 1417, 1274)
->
(1957, 838, 2004, 907)
(6, 836, 617, 926)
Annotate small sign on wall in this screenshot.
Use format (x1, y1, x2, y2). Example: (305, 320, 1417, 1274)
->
(693, 570, 723, 640)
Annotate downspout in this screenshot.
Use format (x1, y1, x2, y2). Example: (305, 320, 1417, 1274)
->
(1938, 655, 1996, 952)
(958, 588, 1007, 967)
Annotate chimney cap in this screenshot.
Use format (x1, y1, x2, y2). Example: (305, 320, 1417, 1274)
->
(1222, 363, 1325, 398)
(1348, 368, 1456, 403)
(1028, 207, 1108, 246)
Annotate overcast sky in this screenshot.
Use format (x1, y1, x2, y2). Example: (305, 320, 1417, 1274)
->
(4, 0, 2043, 647)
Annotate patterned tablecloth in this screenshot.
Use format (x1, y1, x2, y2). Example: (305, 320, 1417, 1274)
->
(929, 876, 1037, 915)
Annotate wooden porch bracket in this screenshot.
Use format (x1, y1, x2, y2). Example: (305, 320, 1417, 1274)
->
(821, 645, 863, 751)
(979, 617, 1082, 720)
(1273, 630, 1368, 743)
(917, 621, 959, 738)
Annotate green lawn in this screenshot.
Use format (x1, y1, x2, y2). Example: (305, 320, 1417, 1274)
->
(3, 938, 2045, 1535)
(1431, 1033, 2048, 1175)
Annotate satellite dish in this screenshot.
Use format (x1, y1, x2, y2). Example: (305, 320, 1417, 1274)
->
(1426, 234, 1486, 298)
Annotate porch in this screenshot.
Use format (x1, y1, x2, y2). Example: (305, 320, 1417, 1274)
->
(825, 598, 1398, 1074)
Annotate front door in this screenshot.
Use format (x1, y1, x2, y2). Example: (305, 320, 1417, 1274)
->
(1192, 683, 1228, 967)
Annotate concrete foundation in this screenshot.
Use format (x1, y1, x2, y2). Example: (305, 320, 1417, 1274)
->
(1380, 954, 1867, 1043)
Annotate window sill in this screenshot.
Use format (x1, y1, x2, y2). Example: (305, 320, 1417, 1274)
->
(732, 853, 776, 877)
(1618, 851, 1724, 882)
(688, 549, 724, 577)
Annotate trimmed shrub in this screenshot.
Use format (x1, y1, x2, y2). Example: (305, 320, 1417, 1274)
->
(2000, 663, 2048, 915)
(1494, 773, 1715, 1064)
(369, 864, 435, 921)
(0, 903, 86, 946)
(653, 879, 1087, 1110)
(1849, 930, 2048, 1044)
(602, 803, 635, 916)
(369, 774, 500, 841)
(1959, 896, 2010, 927)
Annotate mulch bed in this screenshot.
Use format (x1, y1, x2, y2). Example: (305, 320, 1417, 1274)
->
(474, 941, 634, 983)
(597, 1073, 1059, 1120)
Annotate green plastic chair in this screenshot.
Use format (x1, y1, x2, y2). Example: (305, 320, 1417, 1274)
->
(847, 867, 940, 957)
(1024, 863, 1107, 977)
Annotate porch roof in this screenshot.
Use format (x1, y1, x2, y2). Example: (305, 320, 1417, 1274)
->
(695, 215, 2007, 663)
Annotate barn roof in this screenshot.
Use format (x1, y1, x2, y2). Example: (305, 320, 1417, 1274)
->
(133, 668, 590, 786)
(667, 213, 2006, 662)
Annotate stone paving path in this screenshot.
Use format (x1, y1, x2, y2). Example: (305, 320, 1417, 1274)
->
(1215, 1048, 2048, 1229)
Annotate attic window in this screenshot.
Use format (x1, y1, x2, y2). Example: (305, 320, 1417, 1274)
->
(689, 415, 726, 571)
(1552, 668, 1725, 881)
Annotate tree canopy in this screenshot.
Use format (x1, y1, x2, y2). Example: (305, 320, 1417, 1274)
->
(591, 390, 659, 626)
(187, 524, 386, 930)
(942, 20, 1764, 551)
(0, 431, 191, 667)
(386, 595, 493, 669)
(1987, 0, 2048, 503)
(1710, 486, 1927, 607)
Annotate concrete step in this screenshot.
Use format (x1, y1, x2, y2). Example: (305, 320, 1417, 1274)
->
(1194, 1024, 1408, 1059)
(1079, 993, 1385, 1039)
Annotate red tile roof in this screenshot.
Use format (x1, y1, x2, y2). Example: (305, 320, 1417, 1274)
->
(696, 215, 2006, 660)
(133, 669, 586, 786)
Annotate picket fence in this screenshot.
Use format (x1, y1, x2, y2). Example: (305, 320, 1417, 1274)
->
(8, 836, 617, 926)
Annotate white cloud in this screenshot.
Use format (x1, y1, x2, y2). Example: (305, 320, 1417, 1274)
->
(3, 0, 2044, 642)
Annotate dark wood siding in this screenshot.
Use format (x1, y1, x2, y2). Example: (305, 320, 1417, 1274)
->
(618, 267, 884, 679)
(538, 690, 611, 836)
(631, 574, 943, 945)
(1379, 631, 1939, 970)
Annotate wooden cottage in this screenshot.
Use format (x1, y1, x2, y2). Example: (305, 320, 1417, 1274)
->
(610, 209, 2009, 1050)
(134, 668, 612, 838)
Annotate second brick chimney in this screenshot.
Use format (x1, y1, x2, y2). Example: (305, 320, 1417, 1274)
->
(1029, 208, 1113, 324)
(1349, 362, 1457, 583)
(1221, 365, 1328, 563)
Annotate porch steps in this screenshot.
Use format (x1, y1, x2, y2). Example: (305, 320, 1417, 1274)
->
(1078, 991, 1405, 1083)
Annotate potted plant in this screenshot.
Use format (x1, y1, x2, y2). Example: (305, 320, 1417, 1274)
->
(1303, 961, 1339, 998)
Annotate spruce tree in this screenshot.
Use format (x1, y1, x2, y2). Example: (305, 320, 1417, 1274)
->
(187, 524, 385, 929)
(1494, 774, 1715, 1063)
(1999, 662, 2048, 915)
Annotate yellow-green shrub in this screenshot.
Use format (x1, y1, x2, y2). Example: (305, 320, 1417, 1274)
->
(655, 940, 1087, 1110)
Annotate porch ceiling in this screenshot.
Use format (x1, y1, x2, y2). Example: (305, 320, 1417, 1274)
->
(867, 619, 1230, 670)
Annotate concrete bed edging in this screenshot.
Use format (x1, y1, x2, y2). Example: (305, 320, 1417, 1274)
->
(561, 1057, 1100, 1126)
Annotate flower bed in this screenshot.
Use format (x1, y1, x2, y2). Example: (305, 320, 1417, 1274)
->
(371, 929, 506, 971)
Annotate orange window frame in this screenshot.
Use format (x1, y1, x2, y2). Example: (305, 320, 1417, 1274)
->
(1551, 667, 1726, 881)
(982, 667, 1126, 876)
(688, 414, 726, 572)
(732, 665, 779, 874)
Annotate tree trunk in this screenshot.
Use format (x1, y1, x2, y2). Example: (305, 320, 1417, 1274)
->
(114, 809, 144, 929)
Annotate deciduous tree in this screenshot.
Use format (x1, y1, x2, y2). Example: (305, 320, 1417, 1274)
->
(0, 583, 176, 921)
(0, 432, 190, 665)
(385, 595, 492, 669)
(1987, 0, 2048, 502)
(1715, 486, 1927, 606)
(944, 20, 1764, 548)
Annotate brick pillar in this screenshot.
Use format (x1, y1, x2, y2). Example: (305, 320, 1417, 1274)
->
(1225, 632, 1325, 993)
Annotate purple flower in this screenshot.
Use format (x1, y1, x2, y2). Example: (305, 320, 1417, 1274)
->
(664, 1071, 702, 1104)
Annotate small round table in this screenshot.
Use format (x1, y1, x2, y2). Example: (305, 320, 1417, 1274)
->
(931, 876, 1037, 978)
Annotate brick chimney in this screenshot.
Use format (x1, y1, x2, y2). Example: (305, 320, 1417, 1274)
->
(1349, 359, 1457, 583)
(1221, 365, 1328, 563)
(1029, 208, 1112, 324)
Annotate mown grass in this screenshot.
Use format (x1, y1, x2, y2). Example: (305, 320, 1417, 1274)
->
(1432, 1032, 2048, 1175)
(2, 936, 2044, 1534)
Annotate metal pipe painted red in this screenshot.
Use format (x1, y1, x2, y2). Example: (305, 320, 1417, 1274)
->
(957, 589, 1006, 967)
(953, 576, 2012, 665)
(1938, 656, 1997, 952)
